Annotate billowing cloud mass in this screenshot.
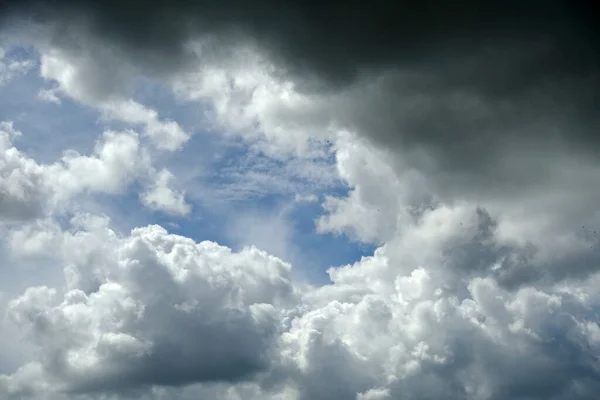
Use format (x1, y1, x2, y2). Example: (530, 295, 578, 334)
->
(1, 1, 599, 399)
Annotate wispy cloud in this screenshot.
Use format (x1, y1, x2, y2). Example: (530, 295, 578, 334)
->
(0, 45, 33, 86)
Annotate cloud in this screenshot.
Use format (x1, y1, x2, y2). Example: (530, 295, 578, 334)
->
(0, 123, 144, 220)
(1, 209, 599, 399)
(0, 121, 49, 220)
(1, 2, 599, 399)
(169, 43, 335, 155)
(98, 99, 189, 152)
(0, 121, 188, 219)
(140, 169, 191, 216)
(1, 116, 600, 399)
(2, 1, 597, 86)
(1, 217, 297, 397)
(37, 87, 61, 104)
(37, 46, 190, 151)
(3, 1, 596, 244)
(204, 146, 339, 203)
(0, 45, 32, 86)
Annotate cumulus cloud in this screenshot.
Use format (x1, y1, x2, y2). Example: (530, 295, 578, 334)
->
(0, 121, 188, 219)
(0, 2, 599, 399)
(0, 122, 143, 220)
(140, 169, 191, 216)
(320, 132, 600, 287)
(0, 121, 49, 220)
(1, 208, 600, 399)
(1, 217, 297, 397)
(2, 142, 600, 398)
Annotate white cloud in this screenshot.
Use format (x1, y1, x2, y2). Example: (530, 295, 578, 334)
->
(317, 131, 431, 244)
(0, 122, 189, 219)
(39, 47, 189, 151)
(100, 99, 189, 151)
(0, 206, 599, 399)
(49, 130, 146, 196)
(170, 42, 336, 156)
(0, 123, 144, 220)
(1, 218, 297, 397)
(141, 169, 191, 216)
(0, 121, 51, 220)
(37, 88, 61, 104)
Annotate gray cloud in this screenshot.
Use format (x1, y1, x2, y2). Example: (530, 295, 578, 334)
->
(1, 1, 597, 208)
(2, 3, 600, 399)
(2, 221, 297, 397)
(2, 208, 600, 399)
(1, 1, 597, 86)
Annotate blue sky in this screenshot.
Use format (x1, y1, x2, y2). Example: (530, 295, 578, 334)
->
(0, 43, 374, 285)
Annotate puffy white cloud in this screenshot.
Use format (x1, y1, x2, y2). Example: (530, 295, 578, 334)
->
(0, 123, 143, 220)
(48, 130, 146, 196)
(99, 99, 189, 152)
(281, 211, 600, 399)
(1, 206, 599, 399)
(0, 121, 49, 220)
(140, 169, 191, 216)
(0, 121, 188, 220)
(170, 43, 334, 156)
(1, 218, 297, 398)
(2, 98, 600, 400)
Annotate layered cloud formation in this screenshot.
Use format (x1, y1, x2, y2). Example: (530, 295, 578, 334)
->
(1, 2, 599, 399)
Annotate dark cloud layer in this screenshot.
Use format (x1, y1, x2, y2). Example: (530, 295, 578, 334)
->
(1, 1, 597, 84)
(1, 0, 598, 176)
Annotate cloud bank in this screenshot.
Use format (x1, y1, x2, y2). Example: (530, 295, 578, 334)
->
(1, 1, 599, 399)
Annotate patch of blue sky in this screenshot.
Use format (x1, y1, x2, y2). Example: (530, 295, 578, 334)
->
(0, 46, 100, 161)
(0, 42, 37, 68)
(135, 119, 370, 283)
(1, 44, 376, 285)
(283, 198, 378, 283)
(97, 145, 369, 284)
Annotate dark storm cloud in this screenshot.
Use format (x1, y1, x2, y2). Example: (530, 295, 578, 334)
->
(0, 0, 597, 85)
(1, 0, 598, 171)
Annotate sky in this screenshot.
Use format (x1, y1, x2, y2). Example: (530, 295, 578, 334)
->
(0, 1, 599, 399)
